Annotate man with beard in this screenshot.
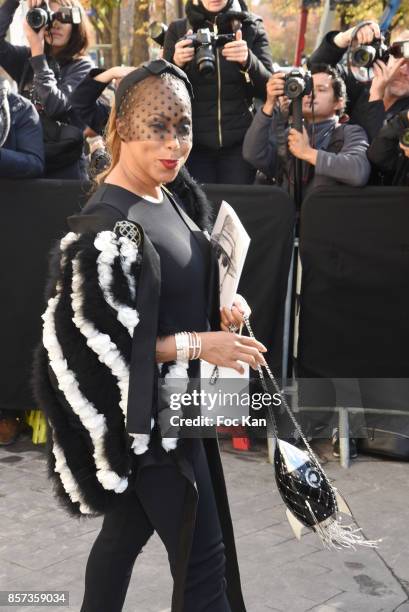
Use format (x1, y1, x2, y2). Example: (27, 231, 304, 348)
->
(163, 0, 273, 185)
(242, 64, 371, 196)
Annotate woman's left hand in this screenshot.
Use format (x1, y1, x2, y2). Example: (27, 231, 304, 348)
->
(220, 294, 251, 333)
(23, 20, 45, 57)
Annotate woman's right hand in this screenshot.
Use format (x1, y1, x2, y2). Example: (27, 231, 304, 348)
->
(334, 21, 381, 49)
(200, 331, 267, 374)
(173, 30, 195, 68)
(263, 73, 285, 116)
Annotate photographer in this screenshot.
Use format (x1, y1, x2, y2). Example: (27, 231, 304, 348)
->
(163, 0, 273, 184)
(309, 24, 409, 144)
(0, 73, 44, 179)
(0, 0, 93, 179)
(242, 65, 371, 194)
(367, 109, 409, 186)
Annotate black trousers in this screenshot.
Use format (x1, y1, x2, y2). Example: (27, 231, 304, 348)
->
(81, 440, 232, 612)
(186, 143, 256, 185)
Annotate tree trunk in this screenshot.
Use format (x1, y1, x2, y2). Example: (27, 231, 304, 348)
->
(153, 0, 166, 22)
(101, 17, 113, 69)
(165, 0, 179, 24)
(339, 7, 347, 31)
(111, 4, 122, 66)
(131, 0, 150, 65)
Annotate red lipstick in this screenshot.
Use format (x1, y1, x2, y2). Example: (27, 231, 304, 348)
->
(160, 159, 179, 170)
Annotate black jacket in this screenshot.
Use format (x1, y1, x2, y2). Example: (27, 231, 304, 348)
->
(32, 179, 246, 612)
(163, 0, 273, 149)
(367, 111, 409, 186)
(70, 68, 110, 135)
(0, 91, 44, 177)
(309, 31, 409, 143)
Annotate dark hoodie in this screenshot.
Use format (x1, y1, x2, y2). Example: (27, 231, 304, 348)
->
(163, 0, 273, 149)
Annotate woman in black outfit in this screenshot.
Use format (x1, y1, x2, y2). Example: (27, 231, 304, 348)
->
(163, 0, 273, 184)
(33, 59, 267, 612)
(0, 0, 93, 178)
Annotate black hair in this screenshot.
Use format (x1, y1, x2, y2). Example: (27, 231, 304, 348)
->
(309, 63, 347, 115)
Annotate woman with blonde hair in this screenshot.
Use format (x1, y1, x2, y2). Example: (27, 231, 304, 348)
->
(34, 59, 267, 611)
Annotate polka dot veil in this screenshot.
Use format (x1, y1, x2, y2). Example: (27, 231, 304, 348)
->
(116, 74, 192, 144)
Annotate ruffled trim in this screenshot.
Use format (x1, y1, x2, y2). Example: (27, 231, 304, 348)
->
(50, 427, 93, 515)
(71, 255, 152, 457)
(94, 231, 139, 336)
(159, 361, 190, 452)
(44, 229, 196, 514)
(42, 294, 128, 494)
(119, 236, 137, 300)
(71, 257, 130, 424)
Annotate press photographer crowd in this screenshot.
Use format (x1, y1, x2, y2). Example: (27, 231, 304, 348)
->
(0, 0, 408, 186)
(0, 0, 408, 461)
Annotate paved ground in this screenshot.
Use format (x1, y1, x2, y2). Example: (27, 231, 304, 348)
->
(0, 432, 408, 612)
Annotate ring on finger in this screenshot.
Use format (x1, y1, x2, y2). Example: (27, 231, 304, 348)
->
(228, 323, 239, 333)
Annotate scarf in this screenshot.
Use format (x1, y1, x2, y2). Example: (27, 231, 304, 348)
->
(307, 117, 339, 151)
(185, 0, 249, 32)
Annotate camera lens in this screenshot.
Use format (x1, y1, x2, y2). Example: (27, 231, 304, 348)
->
(26, 8, 48, 31)
(285, 77, 305, 99)
(351, 46, 376, 68)
(196, 46, 215, 76)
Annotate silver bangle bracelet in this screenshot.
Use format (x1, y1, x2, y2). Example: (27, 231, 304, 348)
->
(175, 332, 190, 361)
(175, 331, 202, 361)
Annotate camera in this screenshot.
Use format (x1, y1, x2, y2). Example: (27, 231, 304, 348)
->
(389, 40, 409, 60)
(183, 28, 235, 76)
(283, 68, 313, 100)
(26, 1, 81, 33)
(400, 129, 409, 148)
(350, 36, 389, 69)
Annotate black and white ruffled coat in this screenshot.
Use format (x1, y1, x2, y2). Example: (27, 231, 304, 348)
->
(32, 169, 247, 612)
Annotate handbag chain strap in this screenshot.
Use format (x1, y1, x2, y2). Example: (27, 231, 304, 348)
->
(243, 314, 334, 487)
